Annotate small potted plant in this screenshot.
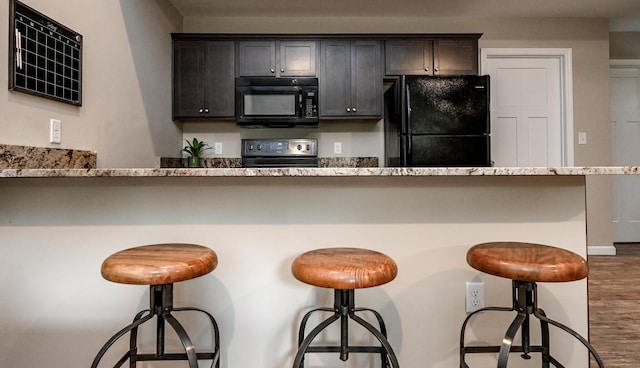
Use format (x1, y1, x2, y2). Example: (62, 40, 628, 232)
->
(182, 138, 211, 168)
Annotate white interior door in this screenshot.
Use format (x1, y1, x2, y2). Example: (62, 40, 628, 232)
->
(610, 61, 640, 242)
(482, 49, 573, 167)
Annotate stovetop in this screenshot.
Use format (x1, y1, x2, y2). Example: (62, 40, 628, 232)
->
(241, 138, 318, 167)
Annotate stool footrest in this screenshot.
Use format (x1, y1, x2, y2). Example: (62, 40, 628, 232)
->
(305, 346, 385, 354)
(130, 352, 219, 361)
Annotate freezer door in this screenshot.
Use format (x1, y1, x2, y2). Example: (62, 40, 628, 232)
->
(406, 135, 491, 167)
(405, 75, 489, 135)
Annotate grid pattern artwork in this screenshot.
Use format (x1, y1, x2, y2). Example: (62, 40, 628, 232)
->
(10, 1, 82, 106)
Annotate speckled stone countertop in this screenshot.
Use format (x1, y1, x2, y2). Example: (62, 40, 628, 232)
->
(2, 166, 640, 178)
(2, 144, 639, 178)
(0, 144, 96, 169)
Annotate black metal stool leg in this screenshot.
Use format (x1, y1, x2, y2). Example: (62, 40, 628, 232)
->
(175, 307, 221, 368)
(164, 313, 199, 367)
(534, 309, 605, 368)
(497, 311, 527, 368)
(536, 308, 552, 368)
(128, 309, 153, 368)
(349, 312, 400, 368)
(340, 291, 350, 361)
(293, 312, 341, 368)
(460, 306, 514, 368)
(91, 311, 155, 368)
(298, 307, 334, 346)
(355, 307, 390, 368)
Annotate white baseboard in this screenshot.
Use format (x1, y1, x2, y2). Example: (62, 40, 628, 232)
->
(588, 245, 617, 256)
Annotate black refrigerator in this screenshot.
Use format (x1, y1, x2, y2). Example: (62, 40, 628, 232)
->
(384, 75, 491, 167)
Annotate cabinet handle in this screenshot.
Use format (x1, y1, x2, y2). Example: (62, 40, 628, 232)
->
(281, 68, 285, 73)
(425, 67, 429, 72)
(352, 107, 357, 112)
(434, 67, 439, 72)
(199, 108, 204, 113)
(204, 108, 209, 113)
(270, 68, 275, 73)
(346, 107, 351, 112)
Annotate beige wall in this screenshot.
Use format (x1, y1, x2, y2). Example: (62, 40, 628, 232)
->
(0, 0, 183, 167)
(610, 31, 640, 58)
(0, 5, 614, 244)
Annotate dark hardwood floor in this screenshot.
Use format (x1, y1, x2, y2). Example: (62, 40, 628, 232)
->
(589, 243, 640, 367)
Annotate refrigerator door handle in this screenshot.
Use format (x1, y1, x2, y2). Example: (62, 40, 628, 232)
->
(405, 83, 412, 134)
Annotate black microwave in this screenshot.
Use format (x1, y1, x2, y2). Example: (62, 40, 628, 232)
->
(235, 77, 319, 128)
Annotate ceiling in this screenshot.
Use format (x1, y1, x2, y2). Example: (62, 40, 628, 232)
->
(168, 0, 640, 21)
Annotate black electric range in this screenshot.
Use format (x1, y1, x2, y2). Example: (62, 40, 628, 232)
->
(241, 138, 318, 168)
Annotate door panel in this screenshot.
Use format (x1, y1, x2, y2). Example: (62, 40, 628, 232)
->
(485, 57, 562, 166)
(319, 41, 350, 117)
(610, 68, 640, 242)
(351, 41, 382, 116)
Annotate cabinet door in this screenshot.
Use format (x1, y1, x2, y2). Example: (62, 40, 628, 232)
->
(319, 40, 351, 117)
(237, 41, 276, 76)
(433, 39, 478, 75)
(385, 40, 433, 75)
(205, 41, 235, 118)
(279, 41, 317, 77)
(173, 40, 206, 118)
(351, 41, 382, 117)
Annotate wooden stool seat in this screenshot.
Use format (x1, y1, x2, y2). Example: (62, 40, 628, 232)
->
(291, 247, 398, 290)
(101, 243, 218, 285)
(466, 241, 588, 283)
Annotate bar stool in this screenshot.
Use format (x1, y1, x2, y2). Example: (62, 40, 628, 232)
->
(459, 241, 604, 368)
(291, 247, 400, 368)
(91, 243, 220, 368)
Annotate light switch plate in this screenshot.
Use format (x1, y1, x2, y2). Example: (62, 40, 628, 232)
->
(50, 119, 61, 144)
(578, 132, 587, 145)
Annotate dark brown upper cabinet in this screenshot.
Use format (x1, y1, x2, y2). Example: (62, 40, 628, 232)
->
(171, 34, 480, 122)
(173, 40, 235, 119)
(237, 40, 317, 77)
(385, 37, 479, 76)
(320, 40, 383, 119)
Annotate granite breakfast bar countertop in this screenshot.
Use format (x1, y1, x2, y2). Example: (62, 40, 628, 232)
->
(1, 166, 640, 178)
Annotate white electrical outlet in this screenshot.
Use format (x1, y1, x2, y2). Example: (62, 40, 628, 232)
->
(50, 119, 61, 144)
(334, 142, 342, 154)
(466, 281, 485, 313)
(214, 142, 223, 154)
